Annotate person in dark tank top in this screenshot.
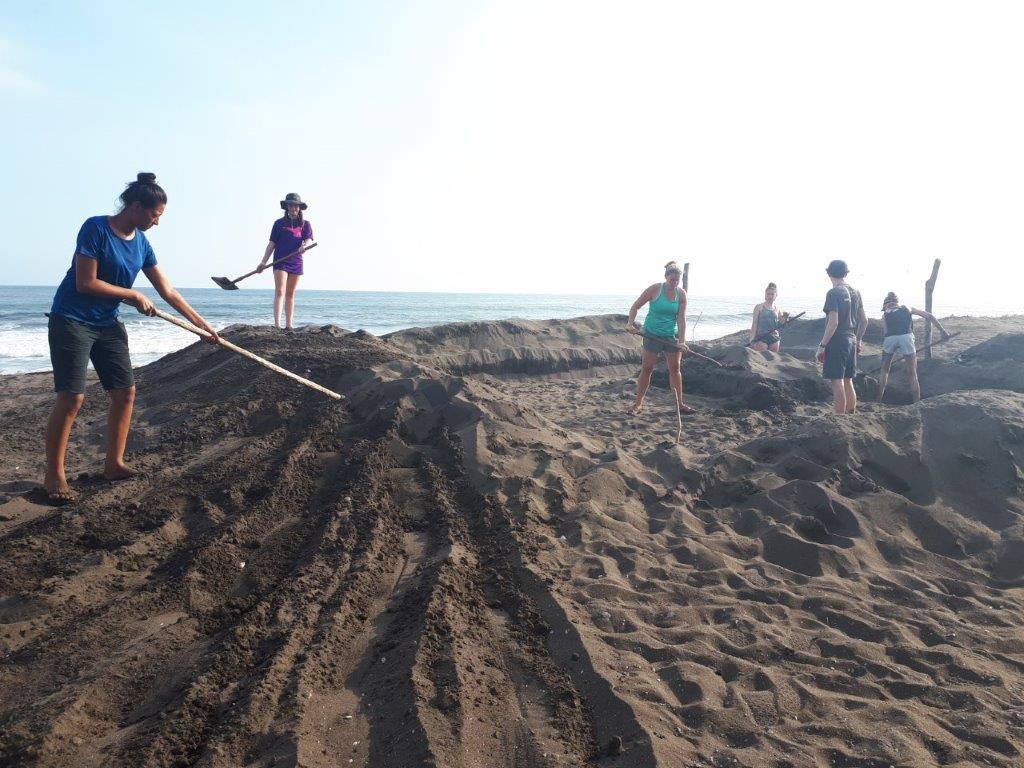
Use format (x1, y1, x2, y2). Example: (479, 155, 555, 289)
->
(877, 291, 951, 403)
(748, 282, 790, 352)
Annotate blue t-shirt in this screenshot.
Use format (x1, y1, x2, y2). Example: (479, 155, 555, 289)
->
(50, 216, 157, 326)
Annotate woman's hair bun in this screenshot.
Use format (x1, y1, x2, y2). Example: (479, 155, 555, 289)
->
(664, 260, 678, 270)
(136, 172, 157, 184)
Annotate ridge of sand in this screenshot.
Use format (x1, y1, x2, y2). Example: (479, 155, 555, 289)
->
(1, 316, 1022, 768)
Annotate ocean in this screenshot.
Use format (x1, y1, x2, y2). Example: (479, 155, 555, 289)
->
(0, 285, 1014, 375)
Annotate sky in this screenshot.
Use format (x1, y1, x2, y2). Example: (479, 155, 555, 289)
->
(1, 1, 1022, 309)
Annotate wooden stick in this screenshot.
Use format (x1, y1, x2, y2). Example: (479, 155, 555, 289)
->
(689, 311, 703, 343)
(863, 331, 960, 375)
(924, 258, 941, 360)
(142, 306, 343, 400)
(635, 329, 724, 367)
(748, 311, 806, 346)
(682, 262, 690, 293)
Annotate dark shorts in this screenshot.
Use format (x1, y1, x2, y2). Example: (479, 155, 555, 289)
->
(48, 314, 134, 394)
(822, 334, 857, 380)
(642, 334, 679, 354)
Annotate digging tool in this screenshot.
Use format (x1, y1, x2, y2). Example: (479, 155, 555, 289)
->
(864, 332, 960, 375)
(633, 329, 737, 369)
(127, 302, 343, 400)
(748, 311, 806, 347)
(211, 242, 318, 290)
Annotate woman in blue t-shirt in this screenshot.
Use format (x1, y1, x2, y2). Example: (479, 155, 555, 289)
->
(44, 173, 220, 504)
(256, 193, 314, 329)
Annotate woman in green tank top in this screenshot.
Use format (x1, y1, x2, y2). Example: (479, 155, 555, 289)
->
(626, 261, 693, 416)
(748, 282, 789, 352)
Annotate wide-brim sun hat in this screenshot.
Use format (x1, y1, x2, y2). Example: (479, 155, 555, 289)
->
(280, 193, 308, 210)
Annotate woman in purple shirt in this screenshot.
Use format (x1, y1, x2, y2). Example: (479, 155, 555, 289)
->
(257, 193, 313, 329)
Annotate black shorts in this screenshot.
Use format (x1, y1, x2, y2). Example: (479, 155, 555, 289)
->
(822, 334, 856, 380)
(48, 314, 134, 394)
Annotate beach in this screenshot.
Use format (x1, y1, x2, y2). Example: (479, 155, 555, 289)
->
(1, 313, 1023, 767)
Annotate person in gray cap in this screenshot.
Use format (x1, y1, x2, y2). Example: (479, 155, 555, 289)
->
(256, 193, 313, 329)
(816, 259, 867, 414)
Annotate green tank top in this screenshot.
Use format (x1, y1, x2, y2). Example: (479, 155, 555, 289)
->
(643, 283, 680, 337)
(757, 305, 779, 336)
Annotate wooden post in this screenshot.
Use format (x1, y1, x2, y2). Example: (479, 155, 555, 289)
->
(682, 262, 689, 292)
(924, 258, 941, 359)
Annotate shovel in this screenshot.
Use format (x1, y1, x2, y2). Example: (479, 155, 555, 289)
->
(211, 242, 318, 290)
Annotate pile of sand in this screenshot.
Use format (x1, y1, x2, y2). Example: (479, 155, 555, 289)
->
(1, 315, 1022, 767)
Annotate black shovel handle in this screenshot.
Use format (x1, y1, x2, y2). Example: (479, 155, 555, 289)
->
(228, 242, 319, 285)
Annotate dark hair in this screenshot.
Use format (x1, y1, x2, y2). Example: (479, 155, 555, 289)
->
(282, 208, 304, 228)
(120, 172, 167, 210)
(766, 282, 777, 291)
(664, 260, 682, 277)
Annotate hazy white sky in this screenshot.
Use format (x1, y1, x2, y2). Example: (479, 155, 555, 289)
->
(2, 1, 1022, 310)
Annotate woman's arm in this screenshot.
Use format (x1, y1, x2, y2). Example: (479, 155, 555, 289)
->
(749, 303, 762, 342)
(257, 241, 275, 273)
(74, 254, 155, 315)
(143, 265, 220, 344)
(911, 308, 949, 338)
(627, 285, 657, 331)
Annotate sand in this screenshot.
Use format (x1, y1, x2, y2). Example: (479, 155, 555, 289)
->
(1, 315, 1022, 767)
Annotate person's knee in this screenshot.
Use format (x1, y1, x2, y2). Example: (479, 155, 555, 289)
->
(56, 392, 85, 415)
(109, 386, 136, 406)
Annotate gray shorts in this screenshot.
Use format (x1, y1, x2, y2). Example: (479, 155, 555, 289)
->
(48, 314, 134, 394)
(642, 334, 680, 354)
(883, 333, 915, 357)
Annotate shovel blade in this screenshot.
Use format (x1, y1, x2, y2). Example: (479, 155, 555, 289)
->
(211, 276, 239, 290)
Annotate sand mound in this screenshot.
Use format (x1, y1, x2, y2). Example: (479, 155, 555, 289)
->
(384, 315, 642, 377)
(2, 316, 1023, 768)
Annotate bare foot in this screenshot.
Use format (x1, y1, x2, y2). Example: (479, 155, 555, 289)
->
(42, 476, 77, 505)
(103, 462, 140, 482)
(630, 402, 643, 416)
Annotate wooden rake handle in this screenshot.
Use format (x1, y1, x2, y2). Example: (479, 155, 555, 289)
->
(139, 305, 343, 400)
(634, 329, 724, 367)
